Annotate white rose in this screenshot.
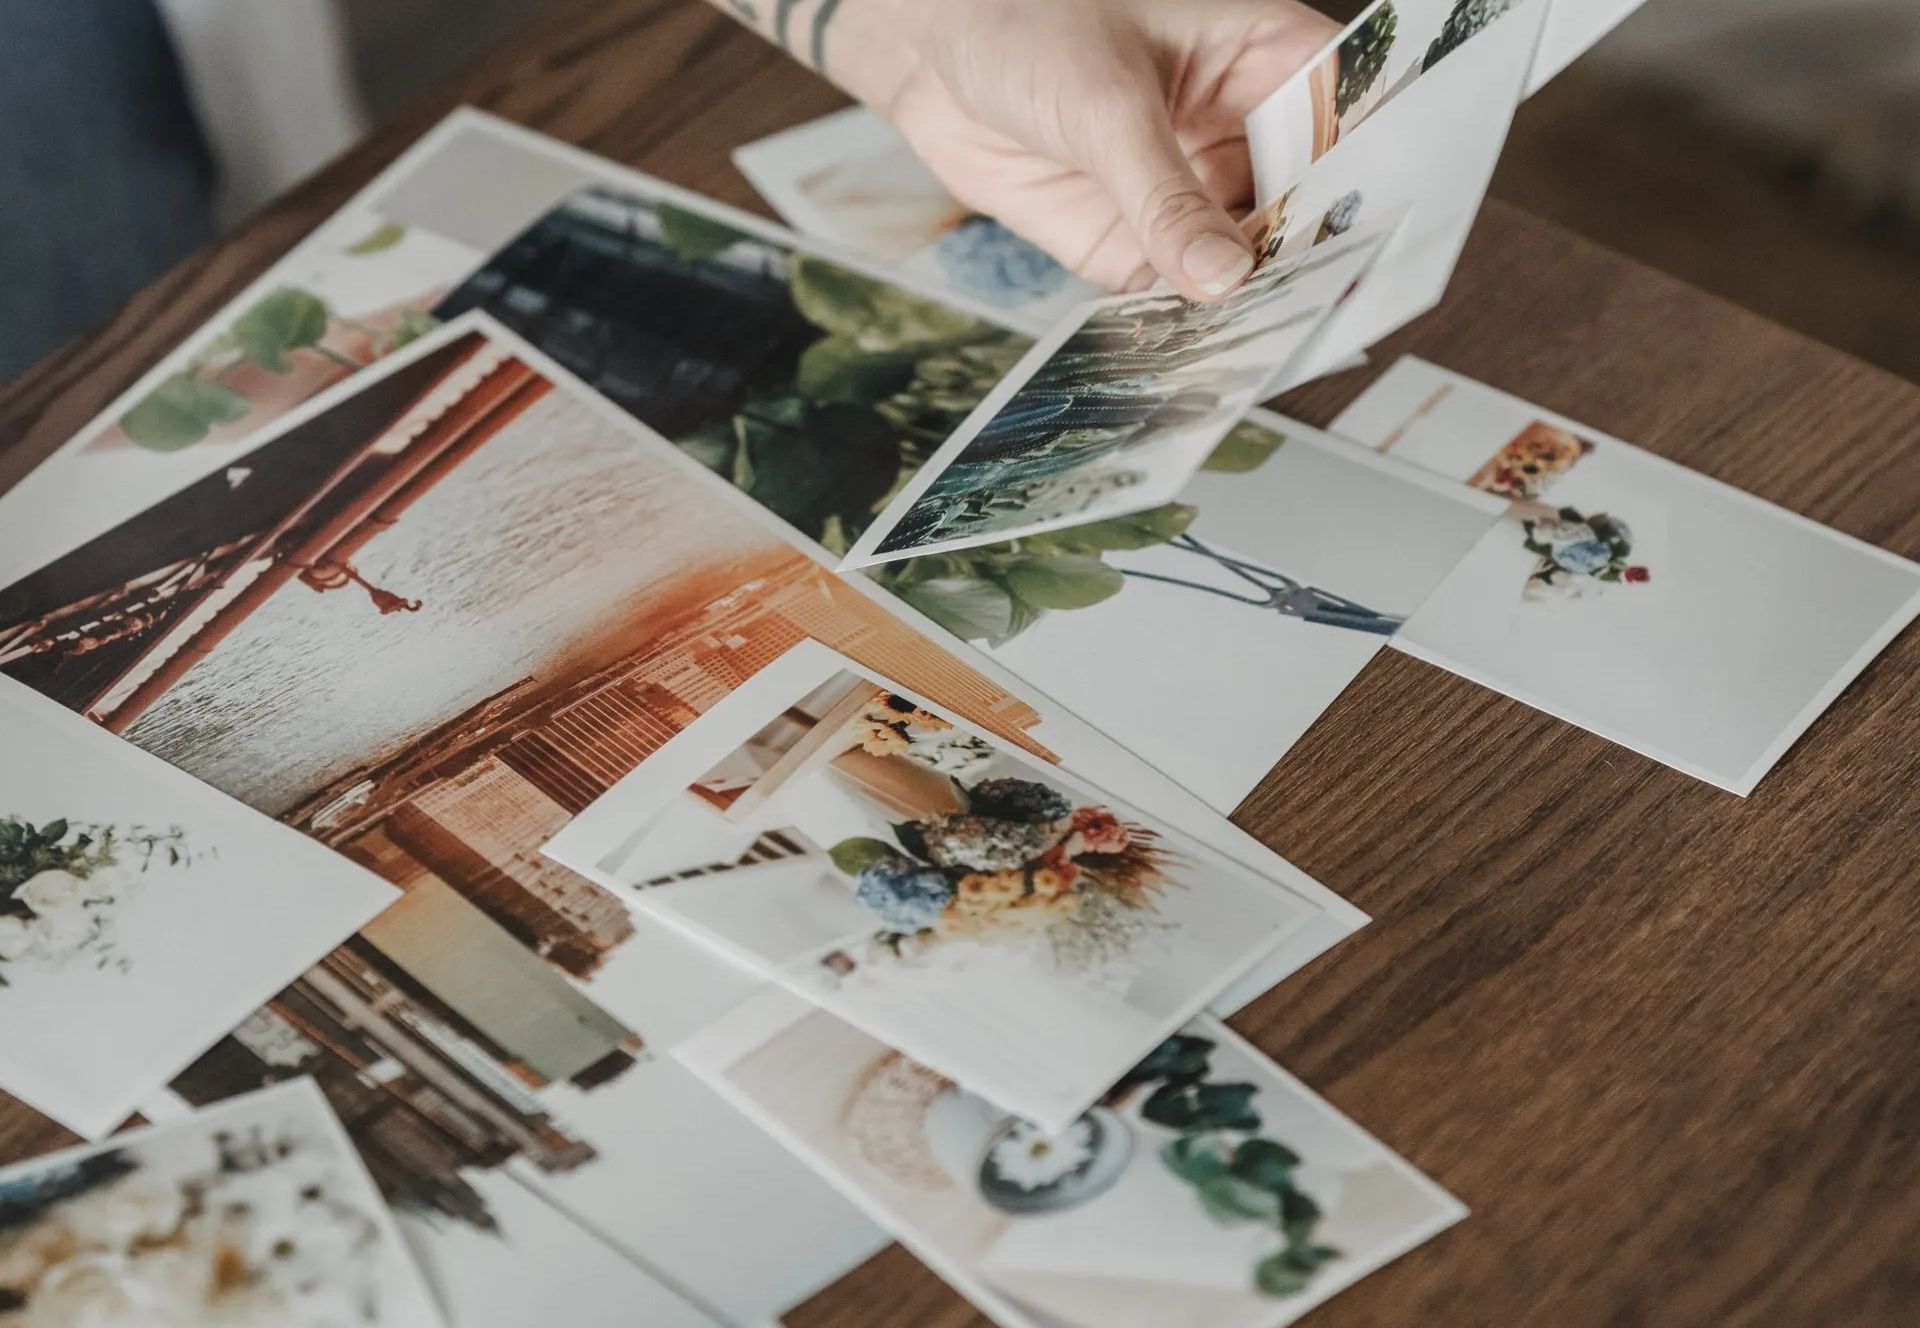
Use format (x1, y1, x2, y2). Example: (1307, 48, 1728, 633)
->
(16, 868, 89, 917)
(58, 1176, 186, 1251)
(30, 905, 99, 958)
(0, 914, 33, 961)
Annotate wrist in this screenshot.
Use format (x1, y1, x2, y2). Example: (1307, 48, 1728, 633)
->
(815, 0, 934, 115)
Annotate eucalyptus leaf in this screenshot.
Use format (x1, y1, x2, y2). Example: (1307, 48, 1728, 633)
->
(796, 336, 920, 405)
(120, 374, 252, 451)
(1204, 421, 1287, 473)
(1254, 1252, 1312, 1297)
(232, 288, 332, 373)
(346, 222, 407, 255)
(677, 422, 738, 476)
(1049, 503, 1197, 553)
(1196, 1174, 1282, 1224)
(1000, 554, 1125, 611)
(389, 308, 440, 350)
(1230, 1138, 1302, 1191)
(1161, 1135, 1231, 1186)
(896, 574, 1015, 642)
(787, 255, 982, 350)
(829, 838, 899, 877)
(655, 204, 745, 263)
(731, 399, 901, 538)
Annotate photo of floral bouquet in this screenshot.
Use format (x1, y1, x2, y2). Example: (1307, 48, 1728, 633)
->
(1520, 507, 1652, 600)
(0, 817, 191, 982)
(829, 774, 1176, 967)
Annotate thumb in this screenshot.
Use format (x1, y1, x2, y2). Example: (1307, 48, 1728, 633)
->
(1081, 93, 1255, 301)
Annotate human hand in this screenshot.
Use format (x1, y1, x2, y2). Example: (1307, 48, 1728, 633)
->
(856, 0, 1340, 301)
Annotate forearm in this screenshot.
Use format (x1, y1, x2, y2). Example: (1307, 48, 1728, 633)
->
(704, 0, 925, 110)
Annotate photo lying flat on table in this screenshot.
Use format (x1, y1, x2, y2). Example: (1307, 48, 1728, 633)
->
(682, 992, 1466, 1328)
(876, 409, 1503, 813)
(1243, 0, 1548, 380)
(1335, 358, 1920, 794)
(0, 680, 395, 1139)
(0, 1078, 446, 1327)
(843, 225, 1397, 568)
(542, 640, 1321, 1133)
(732, 105, 1101, 332)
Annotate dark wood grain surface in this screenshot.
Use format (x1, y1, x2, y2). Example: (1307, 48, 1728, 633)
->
(4, 3, 1918, 1326)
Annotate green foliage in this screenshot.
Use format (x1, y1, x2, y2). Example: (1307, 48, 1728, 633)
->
(231, 287, 332, 373)
(1204, 421, 1287, 474)
(119, 374, 252, 451)
(1336, 3, 1399, 116)
(654, 203, 747, 263)
(1424, 0, 1515, 71)
(728, 398, 902, 537)
(869, 501, 1197, 645)
(345, 222, 407, 255)
(828, 838, 899, 877)
(389, 308, 441, 351)
(1112, 1033, 1341, 1298)
(786, 255, 982, 350)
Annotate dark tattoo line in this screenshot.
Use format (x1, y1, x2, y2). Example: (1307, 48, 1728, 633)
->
(773, 0, 803, 48)
(809, 0, 845, 70)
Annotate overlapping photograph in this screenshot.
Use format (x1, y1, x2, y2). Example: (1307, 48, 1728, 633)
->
(843, 225, 1396, 566)
(0, 681, 395, 1139)
(682, 993, 1466, 1328)
(542, 640, 1322, 1132)
(0, 1079, 446, 1327)
(1243, 0, 1549, 380)
(1335, 357, 1920, 793)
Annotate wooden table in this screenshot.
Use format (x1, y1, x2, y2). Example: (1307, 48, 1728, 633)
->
(4, 3, 1918, 1325)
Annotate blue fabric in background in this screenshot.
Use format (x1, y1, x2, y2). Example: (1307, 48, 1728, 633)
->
(0, 0, 214, 382)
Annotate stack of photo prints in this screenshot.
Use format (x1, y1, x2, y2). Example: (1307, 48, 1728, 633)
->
(1, 2, 1914, 1325)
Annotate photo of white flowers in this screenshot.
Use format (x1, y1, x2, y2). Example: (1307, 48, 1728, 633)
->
(731, 106, 1100, 332)
(1335, 358, 1920, 793)
(0, 1078, 445, 1327)
(681, 992, 1465, 1328)
(543, 641, 1322, 1132)
(845, 226, 1395, 568)
(0, 682, 396, 1139)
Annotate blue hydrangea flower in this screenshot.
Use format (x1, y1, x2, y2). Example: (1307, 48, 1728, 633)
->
(934, 216, 1073, 308)
(1551, 538, 1614, 576)
(854, 857, 956, 933)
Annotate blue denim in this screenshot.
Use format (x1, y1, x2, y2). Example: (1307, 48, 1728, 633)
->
(0, 0, 215, 383)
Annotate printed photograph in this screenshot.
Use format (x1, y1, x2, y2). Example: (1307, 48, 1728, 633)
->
(1334, 358, 1920, 793)
(543, 641, 1320, 1132)
(0, 1078, 446, 1327)
(435, 179, 1029, 558)
(881, 414, 1501, 812)
(1247, 0, 1538, 197)
(1242, 0, 1547, 380)
(0, 681, 395, 1140)
(0, 109, 1023, 588)
(683, 994, 1467, 1328)
(846, 227, 1394, 567)
(733, 106, 1099, 330)
(0, 324, 1062, 1325)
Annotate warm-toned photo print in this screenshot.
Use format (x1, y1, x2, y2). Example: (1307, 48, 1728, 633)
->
(845, 226, 1395, 567)
(0, 681, 395, 1139)
(542, 641, 1322, 1132)
(732, 106, 1099, 330)
(683, 993, 1465, 1328)
(0, 1079, 447, 1327)
(1334, 357, 1920, 793)
(0, 322, 1070, 1327)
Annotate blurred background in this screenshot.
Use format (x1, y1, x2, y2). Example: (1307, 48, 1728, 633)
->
(6, 0, 1919, 383)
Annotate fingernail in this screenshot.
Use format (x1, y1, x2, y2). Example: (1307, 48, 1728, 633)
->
(1184, 233, 1254, 296)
